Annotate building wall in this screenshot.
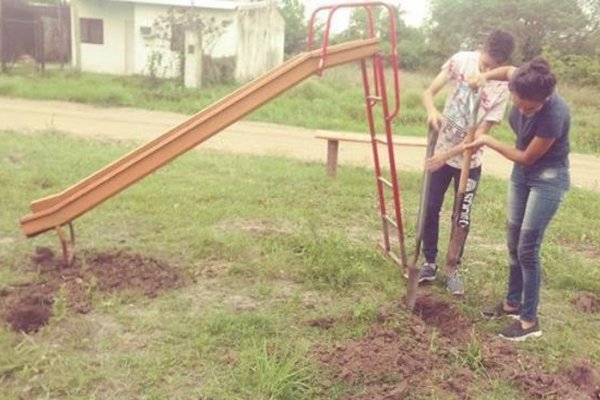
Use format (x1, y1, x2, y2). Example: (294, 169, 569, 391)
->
(133, 4, 179, 78)
(207, 14, 237, 59)
(235, 4, 284, 82)
(73, 0, 284, 84)
(133, 4, 237, 78)
(76, 0, 133, 74)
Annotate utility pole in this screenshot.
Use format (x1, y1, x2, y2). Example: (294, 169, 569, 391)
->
(71, 0, 80, 69)
(0, 0, 5, 72)
(56, 0, 65, 67)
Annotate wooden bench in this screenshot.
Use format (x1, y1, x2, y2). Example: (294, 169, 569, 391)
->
(315, 131, 427, 178)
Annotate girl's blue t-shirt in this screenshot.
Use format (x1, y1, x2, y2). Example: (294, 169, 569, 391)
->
(508, 92, 570, 169)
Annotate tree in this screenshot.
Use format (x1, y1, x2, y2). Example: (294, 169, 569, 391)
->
(279, 0, 306, 56)
(397, 26, 432, 71)
(332, 7, 402, 53)
(424, 0, 600, 85)
(427, 0, 596, 62)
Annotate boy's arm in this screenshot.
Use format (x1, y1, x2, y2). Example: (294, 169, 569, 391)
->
(423, 69, 449, 131)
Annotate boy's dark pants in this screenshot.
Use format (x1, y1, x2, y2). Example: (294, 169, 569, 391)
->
(422, 163, 482, 269)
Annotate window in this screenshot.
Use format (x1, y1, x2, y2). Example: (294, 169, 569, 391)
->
(80, 18, 104, 44)
(170, 24, 184, 52)
(140, 26, 152, 36)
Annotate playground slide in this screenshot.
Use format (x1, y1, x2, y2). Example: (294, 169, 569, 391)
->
(21, 38, 379, 237)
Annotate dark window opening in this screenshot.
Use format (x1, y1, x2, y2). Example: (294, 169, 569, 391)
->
(170, 24, 184, 52)
(80, 18, 103, 44)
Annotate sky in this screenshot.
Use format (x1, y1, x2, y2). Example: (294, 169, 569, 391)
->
(303, 0, 429, 32)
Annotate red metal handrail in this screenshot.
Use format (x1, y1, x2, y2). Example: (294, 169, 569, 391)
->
(307, 1, 401, 121)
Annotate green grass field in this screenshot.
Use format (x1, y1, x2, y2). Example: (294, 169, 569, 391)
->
(1, 131, 598, 399)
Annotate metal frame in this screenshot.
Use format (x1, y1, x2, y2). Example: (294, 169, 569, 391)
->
(55, 222, 75, 267)
(308, 1, 407, 269)
(22, 2, 407, 271)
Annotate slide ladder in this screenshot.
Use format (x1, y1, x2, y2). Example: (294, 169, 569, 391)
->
(309, 2, 407, 269)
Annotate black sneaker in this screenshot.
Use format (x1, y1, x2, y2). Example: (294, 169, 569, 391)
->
(481, 302, 520, 320)
(402, 262, 437, 282)
(499, 320, 542, 341)
(418, 262, 437, 283)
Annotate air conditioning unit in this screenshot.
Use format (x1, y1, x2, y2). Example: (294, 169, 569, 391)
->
(140, 26, 152, 36)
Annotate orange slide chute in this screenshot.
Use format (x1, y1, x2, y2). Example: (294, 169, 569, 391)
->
(20, 38, 379, 237)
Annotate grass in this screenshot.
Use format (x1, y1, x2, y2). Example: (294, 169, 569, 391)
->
(3, 65, 599, 155)
(0, 130, 599, 399)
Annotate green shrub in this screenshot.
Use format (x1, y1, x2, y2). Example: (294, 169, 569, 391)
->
(544, 47, 600, 87)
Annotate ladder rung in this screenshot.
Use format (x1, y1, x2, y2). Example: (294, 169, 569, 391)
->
(367, 95, 382, 101)
(383, 214, 398, 228)
(375, 138, 389, 146)
(378, 176, 393, 188)
(387, 250, 402, 266)
(378, 243, 402, 267)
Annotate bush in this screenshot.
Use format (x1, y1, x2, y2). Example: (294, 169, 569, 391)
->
(543, 47, 600, 87)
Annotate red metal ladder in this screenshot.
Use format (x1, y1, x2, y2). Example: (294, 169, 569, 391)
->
(361, 55, 407, 269)
(308, 2, 407, 270)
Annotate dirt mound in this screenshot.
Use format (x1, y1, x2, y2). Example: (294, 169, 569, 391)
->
(314, 292, 600, 399)
(1, 249, 180, 333)
(4, 293, 52, 333)
(479, 334, 600, 399)
(413, 293, 473, 341)
(314, 293, 474, 399)
(85, 251, 180, 296)
(572, 291, 599, 313)
(514, 372, 573, 399)
(314, 324, 472, 400)
(568, 359, 600, 398)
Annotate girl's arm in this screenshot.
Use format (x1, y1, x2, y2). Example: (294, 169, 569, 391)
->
(425, 121, 494, 171)
(466, 135, 555, 166)
(469, 66, 517, 87)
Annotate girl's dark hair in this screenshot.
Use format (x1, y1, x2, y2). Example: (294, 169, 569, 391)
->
(509, 57, 557, 102)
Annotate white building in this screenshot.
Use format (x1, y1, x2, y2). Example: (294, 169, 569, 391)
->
(70, 0, 285, 87)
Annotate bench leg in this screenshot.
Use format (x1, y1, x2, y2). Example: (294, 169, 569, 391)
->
(326, 139, 339, 178)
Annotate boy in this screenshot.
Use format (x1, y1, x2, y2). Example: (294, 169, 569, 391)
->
(419, 30, 515, 295)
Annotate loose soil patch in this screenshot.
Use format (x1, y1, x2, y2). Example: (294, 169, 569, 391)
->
(509, 359, 600, 400)
(412, 293, 474, 342)
(314, 293, 475, 399)
(572, 291, 599, 314)
(568, 359, 600, 399)
(314, 292, 600, 399)
(1, 248, 180, 333)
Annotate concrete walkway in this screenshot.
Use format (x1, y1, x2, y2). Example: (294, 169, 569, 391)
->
(1, 96, 599, 191)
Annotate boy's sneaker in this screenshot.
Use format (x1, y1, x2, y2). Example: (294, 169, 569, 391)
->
(418, 262, 437, 283)
(499, 320, 542, 341)
(445, 272, 464, 295)
(481, 302, 520, 320)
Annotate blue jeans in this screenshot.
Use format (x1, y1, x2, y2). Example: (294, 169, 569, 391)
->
(422, 163, 482, 265)
(505, 164, 569, 322)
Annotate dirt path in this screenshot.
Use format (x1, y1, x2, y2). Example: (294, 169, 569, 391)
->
(2, 96, 599, 191)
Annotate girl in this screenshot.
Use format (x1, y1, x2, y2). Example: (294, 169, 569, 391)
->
(466, 57, 570, 341)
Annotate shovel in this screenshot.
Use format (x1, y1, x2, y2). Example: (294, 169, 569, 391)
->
(406, 126, 439, 310)
(445, 93, 482, 279)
